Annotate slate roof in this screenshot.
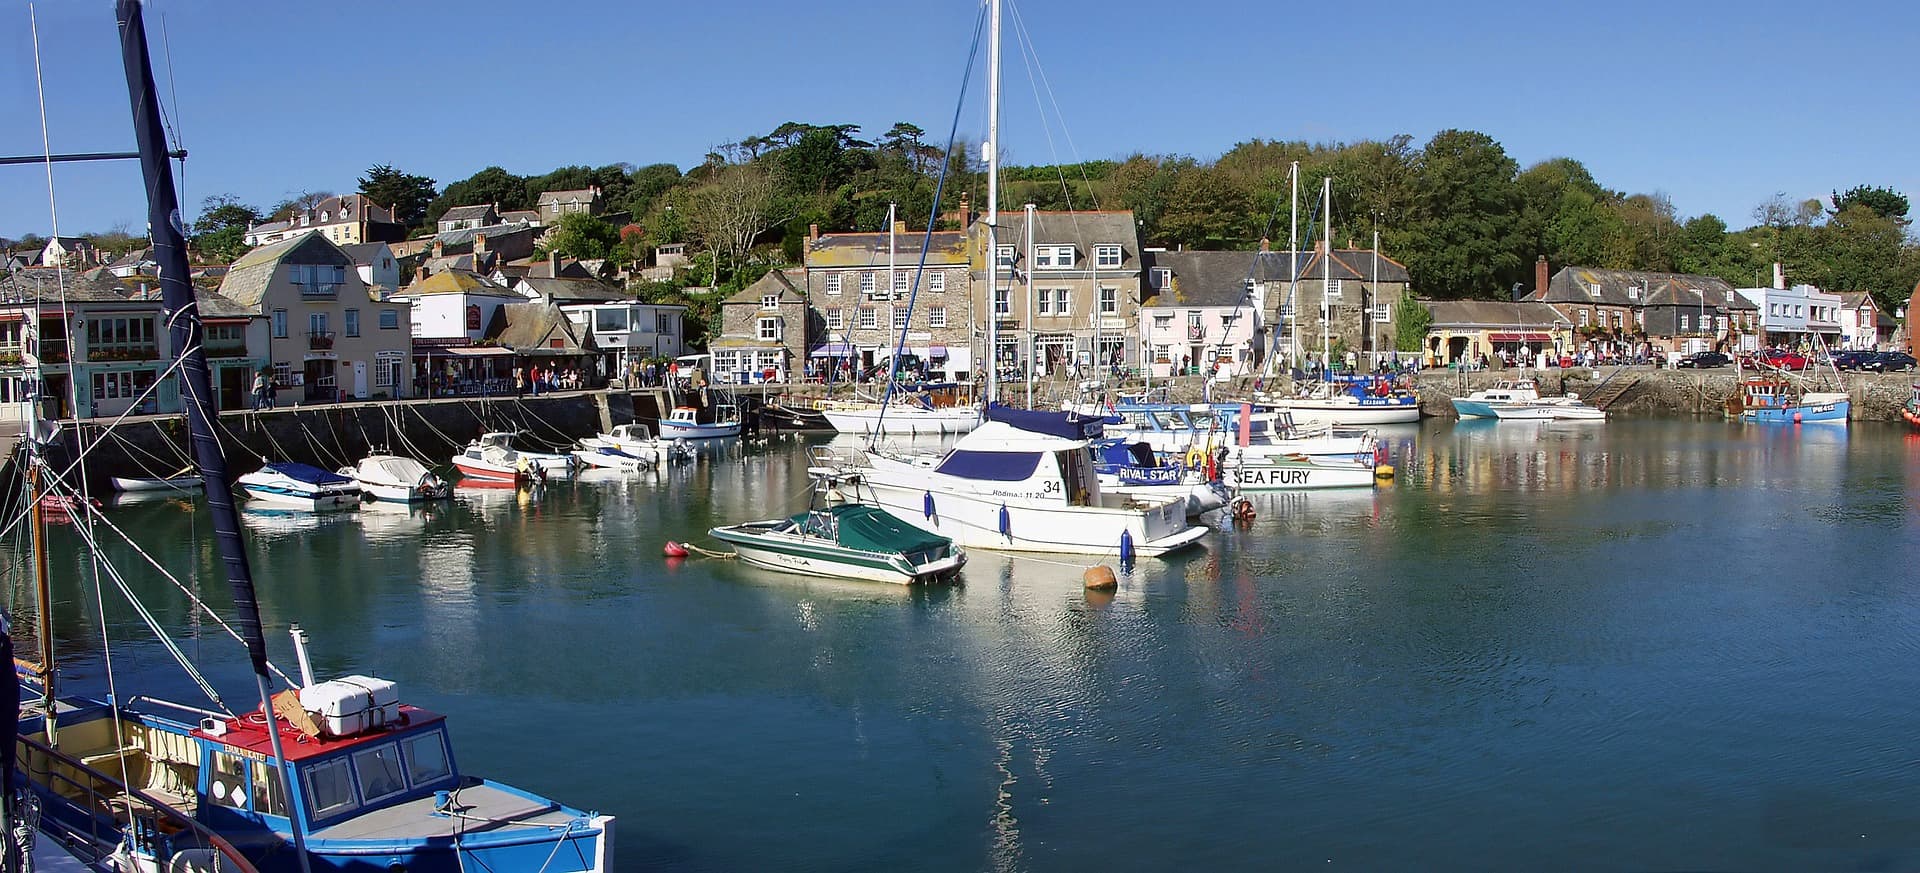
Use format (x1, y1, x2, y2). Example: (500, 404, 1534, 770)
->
(517, 276, 628, 304)
(1424, 300, 1571, 328)
(439, 204, 496, 223)
(537, 188, 599, 206)
(1532, 266, 1751, 309)
(490, 302, 595, 354)
(1837, 291, 1879, 312)
(0, 266, 136, 302)
(337, 242, 392, 265)
(195, 289, 259, 319)
(976, 211, 1142, 273)
(106, 248, 155, 268)
(218, 231, 353, 309)
(726, 268, 807, 305)
(404, 269, 515, 297)
(434, 223, 534, 247)
(499, 210, 541, 224)
(807, 229, 969, 267)
(1140, 251, 1261, 308)
(1258, 248, 1411, 283)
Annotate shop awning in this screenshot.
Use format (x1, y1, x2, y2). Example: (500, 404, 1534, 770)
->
(928, 345, 948, 358)
(1488, 332, 1552, 342)
(439, 346, 515, 357)
(810, 342, 855, 358)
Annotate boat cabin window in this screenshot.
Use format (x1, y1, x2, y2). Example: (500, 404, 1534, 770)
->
(305, 757, 359, 818)
(934, 450, 1041, 481)
(352, 743, 408, 804)
(209, 752, 251, 810)
(401, 732, 449, 786)
(1190, 411, 1219, 430)
(1151, 412, 1183, 429)
(1057, 450, 1093, 506)
(254, 760, 287, 816)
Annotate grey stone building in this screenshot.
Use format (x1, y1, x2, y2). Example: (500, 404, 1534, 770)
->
(711, 268, 811, 384)
(803, 222, 974, 380)
(969, 209, 1143, 377)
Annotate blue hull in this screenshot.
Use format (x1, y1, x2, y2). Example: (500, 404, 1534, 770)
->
(1742, 400, 1849, 424)
(1451, 399, 1500, 419)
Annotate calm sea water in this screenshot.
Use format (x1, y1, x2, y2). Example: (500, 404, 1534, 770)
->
(24, 419, 1920, 871)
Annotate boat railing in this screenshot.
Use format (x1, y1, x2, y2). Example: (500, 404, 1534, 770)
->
(807, 445, 868, 471)
(17, 732, 261, 872)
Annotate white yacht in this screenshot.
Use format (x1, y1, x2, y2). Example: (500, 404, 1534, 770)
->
(817, 406, 1207, 557)
(339, 454, 449, 502)
(235, 461, 362, 510)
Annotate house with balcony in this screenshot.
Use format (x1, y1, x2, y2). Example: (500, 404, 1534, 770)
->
(803, 222, 973, 380)
(712, 269, 810, 384)
(389, 269, 525, 393)
(1138, 250, 1271, 379)
(218, 231, 413, 401)
(969, 210, 1143, 378)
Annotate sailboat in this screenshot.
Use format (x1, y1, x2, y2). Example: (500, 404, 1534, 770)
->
(7, 5, 614, 871)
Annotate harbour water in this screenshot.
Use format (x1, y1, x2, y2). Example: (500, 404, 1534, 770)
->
(24, 420, 1920, 871)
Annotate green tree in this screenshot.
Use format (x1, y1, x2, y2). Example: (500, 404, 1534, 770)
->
(538, 212, 620, 260)
(191, 194, 259, 262)
(358, 164, 437, 228)
(1829, 185, 1910, 224)
(428, 167, 530, 222)
(1393, 295, 1432, 352)
(1401, 130, 1524, 298)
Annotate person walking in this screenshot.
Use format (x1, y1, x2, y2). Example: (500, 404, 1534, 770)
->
(251, 371, 268, 411)
(513, 368, 525, 397)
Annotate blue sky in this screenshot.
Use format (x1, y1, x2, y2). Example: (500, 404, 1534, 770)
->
(3, 0, 1915, 240)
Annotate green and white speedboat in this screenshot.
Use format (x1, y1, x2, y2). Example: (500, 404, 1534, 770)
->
(710, 504, 966, 584)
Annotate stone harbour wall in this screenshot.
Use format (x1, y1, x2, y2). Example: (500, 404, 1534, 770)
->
(1412, 368, 1916, 420)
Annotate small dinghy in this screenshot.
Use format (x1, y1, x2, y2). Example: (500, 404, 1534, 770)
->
(709, 501, 966, 585)
(110, 473, 205, 493)
(236, 461, 362, 510)
(572, 445, 648, 471)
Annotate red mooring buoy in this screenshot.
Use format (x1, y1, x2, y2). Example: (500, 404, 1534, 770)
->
(663, 541, 690, 558)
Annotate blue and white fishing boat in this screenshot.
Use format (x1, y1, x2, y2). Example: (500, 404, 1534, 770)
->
(1729, 376, 1849, 424)
(659, 404, 743, 439)
(1257, 374, 1422, 425)
(1090, 439, 1232, 517)
(237, 462, 363, 511)
(5, 8, 617, 870)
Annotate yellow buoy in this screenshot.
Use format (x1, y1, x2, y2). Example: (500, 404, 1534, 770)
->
(1374, 463, 1396, 479)
(1083, 565, 1118, 590)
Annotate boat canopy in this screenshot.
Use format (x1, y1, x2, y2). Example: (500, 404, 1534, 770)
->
(952, 421, 1091, 452)
(802, 505, 951, 555)
(1094, 439, 1159, 468)
(984, 402, 1112, 440)
(266, 462, 353, 485)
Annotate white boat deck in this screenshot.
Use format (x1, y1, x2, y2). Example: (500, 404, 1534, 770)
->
(312, 783, 578, 841)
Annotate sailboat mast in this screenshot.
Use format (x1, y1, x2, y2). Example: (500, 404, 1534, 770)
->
(28, 463, 53, 741)
(115, 3, 314, 870)
(984, 0, 1001, 406)
(1321, 176, 1331, 375)
(887, 201, 896, 361)
(1289, 162, 1299, 371)
(1024, 201, 1034, 407)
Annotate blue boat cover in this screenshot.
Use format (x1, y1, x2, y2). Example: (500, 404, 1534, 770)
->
(935, 449, 1042, 481)
(1094, 439, 1159, 468)
(266, 461, 352, 485)
(984, 403, 1112, 440)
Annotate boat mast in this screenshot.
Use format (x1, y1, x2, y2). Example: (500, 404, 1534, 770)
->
(1373, 228, 1381, 367)
(984, 0, 1001, 407)
(114, 4, 314, 870)
(887, 201, 896, 364)
(1024, 201, 1035, 407)
(1289, 162, 1300, 372)
(1321, 176, 1331, 376)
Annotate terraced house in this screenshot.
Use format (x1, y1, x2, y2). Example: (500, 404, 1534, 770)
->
(219, 232, 413, 401)
(804, 221, 973, 380)
(970, 209, 1143, 378)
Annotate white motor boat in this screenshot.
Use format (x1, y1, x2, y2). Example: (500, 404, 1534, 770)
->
(339, 454, 449, 502)
(821, 404, 981, 436)
(1258, 376, 1421, 425)
(1090, 439, 1233, 517)
(473, 431, 576, 474)
(236, 461, 362, 510)
(816, 405, 1207, 557)
(709, 498, 967, 585)
(1227, 453, 1383, 490)
(572, 445, 648, 471)
(1453, 379, 1605, 421)
(582, 423, 693, 466)
(109, 473, 203, 493)
(659, 404, 743, 439)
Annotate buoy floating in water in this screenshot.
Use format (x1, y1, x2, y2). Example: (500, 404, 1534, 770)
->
(1229, 497, 1256, 522)
(1083, 565, 1118, 591)
(1374, 463, 1396, 479)
(662, 541, 690, 558)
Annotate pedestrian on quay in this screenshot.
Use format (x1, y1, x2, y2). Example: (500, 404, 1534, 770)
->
(514, 368, 525, 397)
(251, 371, 268, 411)
(265, 375, 278, 409)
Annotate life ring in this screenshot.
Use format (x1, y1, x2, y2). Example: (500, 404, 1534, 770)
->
(1185, 447, 1205, 470)
(1229, 497, 1256, 522)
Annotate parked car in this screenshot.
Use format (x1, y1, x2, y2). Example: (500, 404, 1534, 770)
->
(1675, 351, 1731, 369)
(1862, 351, 1918, 373)
(1744, 349, 1810, 370)
(1831, 350, 1880, 371)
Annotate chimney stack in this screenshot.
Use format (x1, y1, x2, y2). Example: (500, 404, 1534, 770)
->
(549, 250, 562, 277)
(1535, 255, 1549, 299)
(1772, 262, 1786, 290)
(893, 220, 907, 235)
(809, 224, 819, 242)
(473, 233, 488, 257)
(959, 192, 971, 224)
(431, 240, 444, 260)
(1260, 237, 1270, 252)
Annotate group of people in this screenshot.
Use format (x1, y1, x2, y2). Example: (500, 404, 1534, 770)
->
(250, 371, 278, 410)
(513, 365, 584, 396)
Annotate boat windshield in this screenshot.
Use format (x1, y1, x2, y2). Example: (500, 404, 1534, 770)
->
(934, 449, 1042, 481)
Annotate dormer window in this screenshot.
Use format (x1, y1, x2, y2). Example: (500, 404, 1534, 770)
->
(1094, 245, 1122, 269)
(1035, 245, 1075, 269)
(1151, 267, 1171, 290)
(761, 294, 778, 310)
(1627, 285, 1639, 300)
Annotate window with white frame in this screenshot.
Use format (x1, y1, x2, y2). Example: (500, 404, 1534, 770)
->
(1035, 245, 1075, 269)
(1151, 267, 1171, 290)
(1325, 279, 1343, 304)
(826, 273, 842, 296)
(1153, 345, 1171, 364)
(1372, 303, 1391, 323)
(892, 307, 907, 330)
(826, 307, 843, 330)
(929, 305, 947, 328)
(1036, 288, 1053, 315)
(859, 272, 875, 294)
(1578, 309, 1589, 327)
(995, 245, 1016, 267)
(994, 288, 1011, 316)
(1679, 314, 1690, 331)
(1152, 314, 1172, 330)
(761, 294, 778, 309)
(893, 271, 909, 293)
(1099, 286, 1118, 315)
(1094, 245, 1122, 269)
(375, 350, 404, 387)
(929, 271, 946, 292)
(758, 316, 781, 341)
(859, 306, 877, 329)
(272, 361, 291, 385)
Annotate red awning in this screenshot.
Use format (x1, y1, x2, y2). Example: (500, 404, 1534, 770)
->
(1488, 332, 1552, 342)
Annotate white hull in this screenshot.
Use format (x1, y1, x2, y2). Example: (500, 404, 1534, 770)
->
(239, 486, 361, 511)
(823, 407, 981, 436)
(355, 480, 442, 502)
(342, 455, 449, 502)
(110, 475, 203, 493)
(716, 533, 965, 585)
(849, 458, 1204, 557)
(1265, 400, 1421, 426)
(658, 420, 742, 439)
(1228, 458, 1379, 490)
(1099, 477, 1232, 517)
